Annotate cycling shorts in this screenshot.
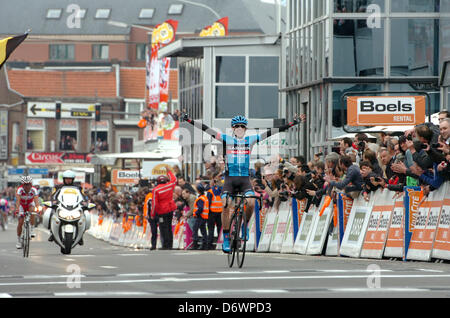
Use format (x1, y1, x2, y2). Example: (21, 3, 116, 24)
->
(18, 204, 35, 217)
(221, 176, 255, 199)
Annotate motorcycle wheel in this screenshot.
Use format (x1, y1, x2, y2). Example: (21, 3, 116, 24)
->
(61, 232, 73, 255)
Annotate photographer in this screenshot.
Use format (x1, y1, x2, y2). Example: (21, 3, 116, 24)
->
(292, 174, 317, 213)
(359, 161, 383, 201)
(324, 155, 363, 199)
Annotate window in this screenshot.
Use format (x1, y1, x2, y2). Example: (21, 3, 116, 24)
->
(59, 120, 78, 151)
(95, 9, 111, 19)
(139, 8, 155, 18)
(136, 43, 147, 61)
(333, 0, 384, 13)
(333, 19, 384, 77)
(168, 4, 184, 15)
(76, 9, 87, 19)
(91, 132, 109, 152)
(26, 119, 45, 151)
(120, 138, 134, 153)
(390, 19, 438, 77)
(46, 9, 62, 19)
(92, 44, 109, 60)
(215, 56, 279, 119)
(126, 101, 144, 119)
(49, 44, 75, 60)
(391, 0, 439, 12)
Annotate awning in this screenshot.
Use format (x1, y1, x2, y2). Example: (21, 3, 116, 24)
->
(90, 149, 181, 165)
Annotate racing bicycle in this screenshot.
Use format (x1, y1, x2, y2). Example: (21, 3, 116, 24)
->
(225, 193, 261, 268)
(22, 210, 37, 258)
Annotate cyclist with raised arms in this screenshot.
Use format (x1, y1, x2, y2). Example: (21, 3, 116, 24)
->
(15, 176, 40, 249)
(183, 113, 305, 252)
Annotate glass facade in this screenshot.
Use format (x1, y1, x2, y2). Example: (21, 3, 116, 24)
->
(284, 0, 450, 159)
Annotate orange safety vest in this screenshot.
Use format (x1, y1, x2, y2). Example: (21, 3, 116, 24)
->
(193, 194, 209, 220)
(143, 192, 153, 218)
(207, 189, 223, 213)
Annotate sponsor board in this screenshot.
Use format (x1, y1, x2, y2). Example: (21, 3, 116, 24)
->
(280, 213, 295, 254)
(407, 188, 445, 261)
(361, 190, 395, 259)
(403, 187, 423, 261)
(256, 209, 278, 253)
(339, 195, 374, 258)
(347, 96, 425, 126)
(306, 202, 333, 255)
(293, 204, 320, 254)
(111, 169, 140, 185)
(432, 183, 450, 260)
(269, 202, 290, 252)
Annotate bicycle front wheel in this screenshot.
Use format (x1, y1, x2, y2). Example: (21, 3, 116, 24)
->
(236, 209, 247, 268)
(23, 223, 30, 258)
(227, 211, 239, 268)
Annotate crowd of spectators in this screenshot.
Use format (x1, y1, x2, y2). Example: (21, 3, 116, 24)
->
(2, 111, 449, 249)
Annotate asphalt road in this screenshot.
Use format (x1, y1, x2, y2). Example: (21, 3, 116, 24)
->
(1, 221, 450, 300)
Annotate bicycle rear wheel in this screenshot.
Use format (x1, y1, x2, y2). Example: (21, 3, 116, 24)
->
(236, 207, 247, 268)
(227, 210, 239, 267)
(23, 223, 30, 258)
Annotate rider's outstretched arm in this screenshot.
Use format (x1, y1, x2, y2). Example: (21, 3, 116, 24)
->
(183, 115, 223, 142)
(258, 117, 303, 142)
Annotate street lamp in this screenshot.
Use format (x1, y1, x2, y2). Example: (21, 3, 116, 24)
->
(107, 20, 154, 32)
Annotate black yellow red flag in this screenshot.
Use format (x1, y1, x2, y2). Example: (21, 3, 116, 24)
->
(0, 33, 28, 69)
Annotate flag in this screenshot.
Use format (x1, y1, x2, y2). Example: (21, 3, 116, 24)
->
(0, 33, 28, 69)
(199, 17, 228, 37)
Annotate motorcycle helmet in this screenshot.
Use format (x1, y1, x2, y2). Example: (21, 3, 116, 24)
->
(62, 170, 76, 185)
(156, 175, 169, 185)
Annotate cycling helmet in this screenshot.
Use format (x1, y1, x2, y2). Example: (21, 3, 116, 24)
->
(0, 199, 6, 206)
(62, 170, 76, 179)
(231, 115, 248, 128)
(156, 175, 169, 185)
(21, 176, 33, 184)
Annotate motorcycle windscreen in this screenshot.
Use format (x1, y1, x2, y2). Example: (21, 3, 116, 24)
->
(57, 187, 83, 208)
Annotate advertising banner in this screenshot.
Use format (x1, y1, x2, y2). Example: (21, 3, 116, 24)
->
(337, 193, 354, 245)
(403, 186, 422, 261)
(339, 195, 374, 258)
(256, 209, 278, 253)
(347, 96, 426, 126)
(306, 200, 333, 255)
(292, 198, 307, 239)
(432, 183, 450, 260)
(111, 169, 140, 186)
(293, 204, 319, 255)
(199, 17, 229, 37)
(384, 198, 405, 258)
(360, 190, 395, 259)
(407, 188, 445, 261)
(269, 202, 290, 252)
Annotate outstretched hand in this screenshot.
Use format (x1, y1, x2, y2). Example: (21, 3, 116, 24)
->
(293, 113, 306, 123)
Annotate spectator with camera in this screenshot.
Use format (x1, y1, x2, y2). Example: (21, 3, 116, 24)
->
(324, 155, 363, 199)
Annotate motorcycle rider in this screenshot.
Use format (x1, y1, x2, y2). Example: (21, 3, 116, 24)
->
(47, 170, 88, 244)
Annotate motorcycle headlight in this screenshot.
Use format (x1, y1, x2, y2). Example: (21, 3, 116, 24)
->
(58, 208, 81, 220)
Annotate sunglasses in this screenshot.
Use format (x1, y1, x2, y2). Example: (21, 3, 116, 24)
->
(233, 125, 247, 129)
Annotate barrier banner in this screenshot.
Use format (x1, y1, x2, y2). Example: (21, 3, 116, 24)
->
(292, 198, 307, 239)
(281, 213, 295, 253)
(269, 202, 291, 252)
(256, 209, 278, 253)
(293, 204, 319, 254)
(383, 198, 404, 258)
(246, 214, 257, 251)
(407, 187, 445, 261)
(432, 182, 450, 260)
(403, 186, 422, 261)
(339, 195, 374, 258)
(325, 225, 339, 256)
(337, 193, 354, 245)
(360, 190, 395, 259)
(306, 200, 333, 255)
(253, 201, 266, 248)
(183, 220, 193, 250)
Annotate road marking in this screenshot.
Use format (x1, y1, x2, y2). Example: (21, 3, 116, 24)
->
(100, 266, 117, 269)
(329, 288, 429, 293)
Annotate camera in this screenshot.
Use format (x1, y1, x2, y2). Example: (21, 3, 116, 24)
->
(358, 141, 365, 151)
(431, 143, 440, 148)
(406, 134, 413, 141)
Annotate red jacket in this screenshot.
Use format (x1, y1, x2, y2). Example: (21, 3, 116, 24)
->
(150, 170, 177, 218)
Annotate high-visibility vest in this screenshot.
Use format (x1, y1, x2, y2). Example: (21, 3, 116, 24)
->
(208, 189, 223, 213)
(143, 192, 153, 218)
(193, 195, 209, 220)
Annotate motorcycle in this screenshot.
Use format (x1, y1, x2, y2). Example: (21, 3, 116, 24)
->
(43, 186, 94, 255)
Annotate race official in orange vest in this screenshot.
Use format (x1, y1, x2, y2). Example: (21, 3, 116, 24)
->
(143, 191, 158, 250)
(189, 183, 209, 250)
(206, 176, 223, 250)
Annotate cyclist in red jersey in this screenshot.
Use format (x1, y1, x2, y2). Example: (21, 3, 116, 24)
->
(15, 176, 40, 249)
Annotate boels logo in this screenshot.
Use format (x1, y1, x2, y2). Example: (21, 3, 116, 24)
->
(347, 96, 426, 126)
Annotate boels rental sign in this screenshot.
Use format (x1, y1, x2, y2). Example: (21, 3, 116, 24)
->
(347, 96, 426, 126)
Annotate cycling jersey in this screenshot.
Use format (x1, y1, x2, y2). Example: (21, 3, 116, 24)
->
(16, 185, 38, 214)
(219, 133, 261, 177)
